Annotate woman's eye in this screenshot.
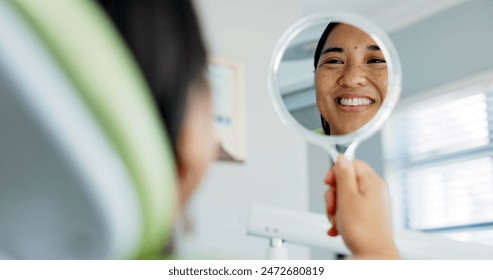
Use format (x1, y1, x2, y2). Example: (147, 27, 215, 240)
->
(367, 58, 386, 64)
(324, 59, 344, 65)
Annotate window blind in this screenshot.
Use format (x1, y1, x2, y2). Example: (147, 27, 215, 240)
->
(383, 86, 493, 246)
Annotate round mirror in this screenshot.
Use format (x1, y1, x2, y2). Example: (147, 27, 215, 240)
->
(270, 13, 401, 160)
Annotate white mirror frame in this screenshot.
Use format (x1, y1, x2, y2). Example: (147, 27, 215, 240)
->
(269, 13, 402, 160)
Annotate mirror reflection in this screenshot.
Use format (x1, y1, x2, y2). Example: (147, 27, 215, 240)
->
(278, 22, 388, 136)
(315, 23, 387, 135)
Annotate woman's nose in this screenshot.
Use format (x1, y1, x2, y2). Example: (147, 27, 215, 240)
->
(338, 64, 368, 87)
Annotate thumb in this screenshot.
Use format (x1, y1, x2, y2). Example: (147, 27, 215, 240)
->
(334, 156, 359, 195)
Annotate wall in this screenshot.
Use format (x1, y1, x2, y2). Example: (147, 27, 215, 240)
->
(391, 0, 493, 97)
(174, 0, 310, 259)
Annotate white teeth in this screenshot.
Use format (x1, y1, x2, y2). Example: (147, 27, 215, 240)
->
(338, 98, 373, 106)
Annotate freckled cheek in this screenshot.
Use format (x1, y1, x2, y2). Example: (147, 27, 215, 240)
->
(369, 70, 388, 100)
(315, 81, 339, 122)
(315, 72, 340, 99)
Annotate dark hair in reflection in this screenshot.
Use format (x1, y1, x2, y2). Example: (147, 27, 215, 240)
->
(96, 0, 208, 155)
(313, 22, 339, 69)
(321, 116, 331, 135)
(314, 22, 339, 135)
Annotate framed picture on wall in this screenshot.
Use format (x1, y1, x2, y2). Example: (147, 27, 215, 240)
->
(208, 57, 246, 162)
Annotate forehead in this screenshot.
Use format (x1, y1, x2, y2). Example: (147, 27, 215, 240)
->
(324, 23, 378, 48)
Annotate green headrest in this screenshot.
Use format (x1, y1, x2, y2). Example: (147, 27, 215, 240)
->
(9, 0, 177, 258)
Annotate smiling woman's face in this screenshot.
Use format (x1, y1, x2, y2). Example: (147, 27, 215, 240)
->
(315, 23, 387, 135)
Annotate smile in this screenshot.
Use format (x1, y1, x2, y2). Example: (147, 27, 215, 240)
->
(336, 97, 375, 106)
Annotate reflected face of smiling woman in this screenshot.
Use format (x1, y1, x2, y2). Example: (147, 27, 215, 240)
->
(315, 23, 387, 135)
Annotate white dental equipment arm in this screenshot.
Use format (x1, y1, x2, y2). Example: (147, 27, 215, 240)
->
(247, 204, 493, 259)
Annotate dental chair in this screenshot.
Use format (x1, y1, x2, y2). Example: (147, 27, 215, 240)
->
(0, 0, 176, 259)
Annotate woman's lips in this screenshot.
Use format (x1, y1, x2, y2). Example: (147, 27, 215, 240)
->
(334, 97, 376, 112)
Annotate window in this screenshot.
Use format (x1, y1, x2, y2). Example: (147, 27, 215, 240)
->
(383, 84, 493, 246)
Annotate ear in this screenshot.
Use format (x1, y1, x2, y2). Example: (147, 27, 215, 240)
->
(175, 128, 198, 210)
(175, 153, 187, 208)
(173, 89, 217, 210)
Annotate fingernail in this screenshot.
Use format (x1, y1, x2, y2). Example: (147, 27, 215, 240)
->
(338, 156, 349, 169)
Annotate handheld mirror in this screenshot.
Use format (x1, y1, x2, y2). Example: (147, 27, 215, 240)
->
(270, 13, 401, 161)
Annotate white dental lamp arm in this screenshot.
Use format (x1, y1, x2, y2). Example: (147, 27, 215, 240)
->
(248, 204, 349, 259)
(247, 204, 493, 259)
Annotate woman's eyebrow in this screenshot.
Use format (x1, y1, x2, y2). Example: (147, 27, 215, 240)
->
(368, 45, 381, 51)
(320, 47, 343, 55)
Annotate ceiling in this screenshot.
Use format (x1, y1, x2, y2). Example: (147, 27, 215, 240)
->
(300, 0, 469, 32)
(281, 0, 471, 63)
